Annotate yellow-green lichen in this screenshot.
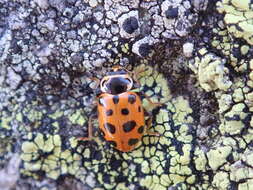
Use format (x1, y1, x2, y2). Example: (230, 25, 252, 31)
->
(69, 109, 87, 126)
(194, 147, 207, 171)
(137, 64, 171, 109)
(240, 45, 249, 55)
(189, 49, 232, 92)
(13, 63, 200, 189)
(220, 103, 248, 135)
(232, 88, 244, 102)
(206, 146, 232, 170)
(21, 133, 81, 179)
(49, 110, 64, 120)
(238, 179, 253, 190)
(230, 160, 253, 182)
(212, 171, 230, 190)
(22, 106, 43, 130)
(217, 93, 233, 113)
(217, 0, 253, 45)
(1, 116, 12, 130)
(171, 96, 193, 125)
(242, 150, 253, 170)
(5, 0, 253, 188)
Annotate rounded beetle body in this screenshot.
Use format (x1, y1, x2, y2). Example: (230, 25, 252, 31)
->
(97, 91, 145, 152)
(93, 67, 148, 152)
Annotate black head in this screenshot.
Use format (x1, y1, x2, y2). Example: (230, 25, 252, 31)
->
(100, 68, 133, 95)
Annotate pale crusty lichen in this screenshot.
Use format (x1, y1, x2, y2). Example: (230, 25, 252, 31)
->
(206, 146, 232, 170)
(217, 0, 253, 45)
(238, 180, 253, 190)
(193, 147, 207, 172)
(21, 133, 82, 179)
(1, 0, 253, 189)
(11, 63, 196, 189)
(69, 109, 87, 126)
(212, 171, 230, 190)
(220, 103, 248, 135)
(184, 1, 253, 189)
(189, 48, 232, 92)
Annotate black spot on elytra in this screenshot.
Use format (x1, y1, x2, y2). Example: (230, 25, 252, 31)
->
(128, 94, 136, 104)
(138, 125, 144, 134)
(121, 108, 129, 115)
(123, 120, 136, 132)
(128, 138, 139, 146)
(113, 95, 119, 104)
(108, 140, 117, 147)
(104, 123, 116, 134)
(106, 109, 113, 116)
(138, 106, 141, 112)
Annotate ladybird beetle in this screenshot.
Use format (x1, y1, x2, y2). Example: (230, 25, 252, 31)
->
(80, 67, 161, 152)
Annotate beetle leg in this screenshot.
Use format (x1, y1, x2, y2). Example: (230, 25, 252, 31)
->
(137, 91, 163, 108)
(88, 76, 100, 89)
(131, 67, 148, 88)
(143, 93, 164, 108)
(112, 65, 122, 71)
(131, 67, 164, 108)
(92, 77, 100, 88)
(144, 109, 160, 137)
(78, 110, 97, 141)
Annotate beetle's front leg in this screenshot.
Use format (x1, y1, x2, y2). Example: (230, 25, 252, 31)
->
(136, 91, 164, 110)
(132, 68, 164, 108)
(78, 107, 97, 141)
(142, 93, 164, 108)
